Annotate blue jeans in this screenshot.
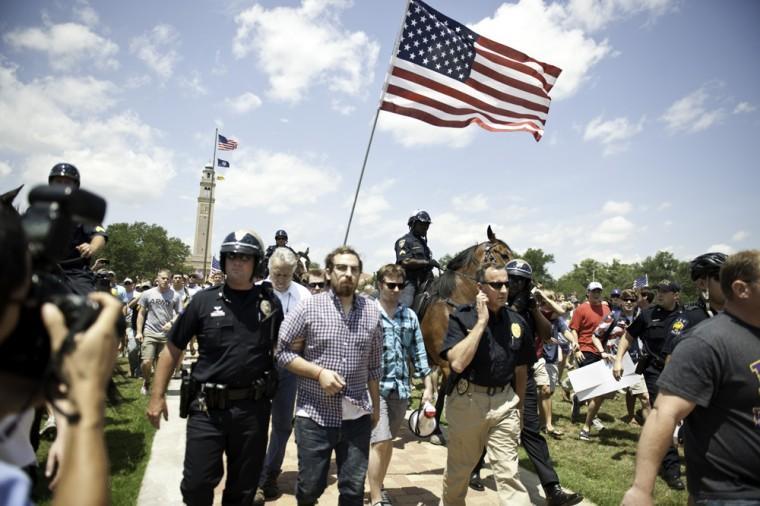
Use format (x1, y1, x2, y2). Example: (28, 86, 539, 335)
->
(259, 365, 298, 484)
(294, 415, 371, 506)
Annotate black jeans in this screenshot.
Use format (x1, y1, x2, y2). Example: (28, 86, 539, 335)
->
(181, 398, 271, 506)
(294, 415, 371, 506)
(643, 365, 681, 477)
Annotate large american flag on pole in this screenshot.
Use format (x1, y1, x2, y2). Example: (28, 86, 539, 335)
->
(217, 134, 238, 151)
(380, 0, 562, 141)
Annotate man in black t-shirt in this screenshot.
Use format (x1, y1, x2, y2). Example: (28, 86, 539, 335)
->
(621, 250, 760, 505)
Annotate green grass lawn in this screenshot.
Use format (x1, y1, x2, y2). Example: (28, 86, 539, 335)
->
(411, 378, 688, 506)
(33, 359, 156, 506)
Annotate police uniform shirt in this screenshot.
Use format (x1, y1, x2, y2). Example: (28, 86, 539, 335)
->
(661, 303, 711, 356)
(627, 305, 681, 358)
(61, 223, 108, 269)
(394, 232, 432, 280)
(440, 305, 532, 387)
(168, 284, 282, 387)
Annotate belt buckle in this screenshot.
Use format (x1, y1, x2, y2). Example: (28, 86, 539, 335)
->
(456, 378, 469, 395)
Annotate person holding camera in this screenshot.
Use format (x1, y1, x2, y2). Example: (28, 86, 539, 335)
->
(146, 230, 282, 506)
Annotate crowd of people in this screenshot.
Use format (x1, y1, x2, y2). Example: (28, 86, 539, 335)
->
(1, 166, 759, 506)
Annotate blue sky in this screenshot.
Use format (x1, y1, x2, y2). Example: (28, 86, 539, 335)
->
(1, 0, 758, 277)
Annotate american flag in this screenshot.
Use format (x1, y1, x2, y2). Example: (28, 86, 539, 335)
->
(211, 256, 221, 273)
(217, 134, 238, 151)
(380, 0, 562, 141)
(633, 274, 649, 289)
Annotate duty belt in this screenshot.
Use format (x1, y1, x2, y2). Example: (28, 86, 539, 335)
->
(456, 379, 508, 396)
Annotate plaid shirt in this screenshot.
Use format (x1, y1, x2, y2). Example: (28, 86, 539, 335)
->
(276, 291, 382, 428)
(378, 302, 431, 399)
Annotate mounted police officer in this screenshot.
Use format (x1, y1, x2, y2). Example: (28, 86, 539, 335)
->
(48, 163, 108, 295)
(146, 229, 283, 506)
(394, 210, 439, 309)
(263, 229, 296, 277)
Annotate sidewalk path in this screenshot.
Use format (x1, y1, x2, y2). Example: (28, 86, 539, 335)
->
(138, 379, 593, 505)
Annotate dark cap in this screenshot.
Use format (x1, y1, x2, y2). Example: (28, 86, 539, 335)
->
(655, 280, 681, 292)
(610, 288, 621, 297)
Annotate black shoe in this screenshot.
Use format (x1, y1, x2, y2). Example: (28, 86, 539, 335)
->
(469, 472, 485, 491)
(545, 484, 583, 506)
(261, 473, 280, 499)
(663, 474, 685, 491)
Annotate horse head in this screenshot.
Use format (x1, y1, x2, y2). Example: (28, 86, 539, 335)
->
(482, 225, 514, 266)
(295, 248, 311, 283)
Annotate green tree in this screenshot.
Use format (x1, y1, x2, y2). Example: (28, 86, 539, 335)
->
(517, 248, 556, 287)
(556, 259, 607, 298)
(98, 222, 191, 281)
(639, 251, 694, 301)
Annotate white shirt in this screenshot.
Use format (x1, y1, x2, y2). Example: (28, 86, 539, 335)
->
(269, 280, 311, 315)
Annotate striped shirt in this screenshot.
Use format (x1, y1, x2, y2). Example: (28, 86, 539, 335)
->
(378, 302, 431, 399)
(276, 291, 382, 428)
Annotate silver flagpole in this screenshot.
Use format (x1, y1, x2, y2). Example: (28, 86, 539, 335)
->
(202, 127, 219, 280)
(343, 0, 413, 245)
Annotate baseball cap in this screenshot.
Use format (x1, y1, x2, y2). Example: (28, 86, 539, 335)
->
(655, 280, 681, 292)
(610, 288, 621, 297)
(587, 281, 603, 291)
(123, 277, 133, 284)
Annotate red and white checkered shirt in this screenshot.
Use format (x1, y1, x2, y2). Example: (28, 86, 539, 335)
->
(276, 290, 383, 427)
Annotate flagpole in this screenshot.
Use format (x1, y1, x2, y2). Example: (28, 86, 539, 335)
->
(202, 127, 219, 280)
(343, 0, 412, 245)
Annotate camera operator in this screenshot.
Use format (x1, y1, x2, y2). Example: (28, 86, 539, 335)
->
(47, 163, 108, 296)
(0, 203, 120, 506)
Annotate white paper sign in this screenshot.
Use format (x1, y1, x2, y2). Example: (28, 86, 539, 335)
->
(568, 353, 644, 402)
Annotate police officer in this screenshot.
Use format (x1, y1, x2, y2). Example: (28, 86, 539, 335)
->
(394, 210, 439, 308)
(48, 163, 108, 295)
(613, 280, 685, 490)
(263, 229, 296, 277)
(146, 230, 283, 506)
(468, 259, 582, 505)
(662, 252, 727, 356)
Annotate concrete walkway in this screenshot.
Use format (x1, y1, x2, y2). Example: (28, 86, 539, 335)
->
(138, 378, 593, 505)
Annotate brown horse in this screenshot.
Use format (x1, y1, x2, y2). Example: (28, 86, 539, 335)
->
(419, 225, 514, 440)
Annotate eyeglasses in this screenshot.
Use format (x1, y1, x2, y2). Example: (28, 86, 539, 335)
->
(308, 282, 326, 288)
(384, 282, 404, 290)
(333, 264, 360, 274)
(227, 253, 253, 261)
(485, 282, 508, 290)
(622, 298, 636, 303)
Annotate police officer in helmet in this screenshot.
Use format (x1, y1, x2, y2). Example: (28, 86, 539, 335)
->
(394, 210, 440, 308)
(263, 229, 296, 277)
(48, 163, 108, 295)
(146, 229, 283, 506)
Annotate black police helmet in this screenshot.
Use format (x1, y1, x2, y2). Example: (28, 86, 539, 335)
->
(220, 229, 264, 274)
(506, 259, 533, 280)
(48, 163, 80, 188)
(275, 229, 288, 240)
(690, 252, 728, 281)
(407, 210, 432, 228)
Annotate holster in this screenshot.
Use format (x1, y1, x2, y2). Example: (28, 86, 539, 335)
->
(444, 371, 461, 396)
(634, 354, 651, 375)
(262, 369, 279, 399)
(179, 370, 195, 419)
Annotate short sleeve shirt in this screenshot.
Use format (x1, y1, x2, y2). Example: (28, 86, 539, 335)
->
(657, 312, 760, 500)
(139, 287, 181, 338)
(395, 232, 432, 280)
(662, 304, 711, 355)
(628, 305, 680, 357)
(569, 302, 610, 355)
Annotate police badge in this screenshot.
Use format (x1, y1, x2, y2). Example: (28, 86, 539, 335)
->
(511, 322, 522, 338)
(260, 300, 272, 319)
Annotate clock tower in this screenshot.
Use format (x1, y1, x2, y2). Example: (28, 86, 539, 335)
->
(189, 163, 216, 276)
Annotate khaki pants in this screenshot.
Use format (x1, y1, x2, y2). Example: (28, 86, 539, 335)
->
(442, 385, 530, 506)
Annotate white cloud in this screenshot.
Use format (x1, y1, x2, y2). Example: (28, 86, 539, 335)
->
(215, 150, 339, 213)
(0, 64, 176, 201)
(661, 87, 724, 133)
(732, 230, 748, 242)
(657, 201, 672, 211)
(353, 179, 395, 225)
(565, 0, 676, 32)
(124, 74, 152, 89)
(707, 243, 735, 255)
(734, 101, 756, 114)
(225, 92, 263, 114)
(584, 115, 644, 155)
(4, 22, 119, 71)
(178, 72, 207, 97)
(0, 160, 12, 177)
(601, 200, 632, 215)
(330, 99, 356, 116)
(73, 1, 99, 27)
(470, 0, 612, 100)
(452, 194, 490, 213)
(590, 215, 635, 243)
(232, 0, 380, 103)
(377, 111, 477, 148)
(129, 24, 181, 80)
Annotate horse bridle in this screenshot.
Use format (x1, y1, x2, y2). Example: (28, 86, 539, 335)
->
(482, 241, 510, 266)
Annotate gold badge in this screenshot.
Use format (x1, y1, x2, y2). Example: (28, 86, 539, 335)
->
(260, 300, 272, 318)
(511, 323, 522, 338)
(398, 239, 406, 248)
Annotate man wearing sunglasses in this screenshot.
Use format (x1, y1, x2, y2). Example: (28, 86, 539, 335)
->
(440, 262, 533, 505)
(368, 264, 434, 506)
(306, 269, 327, 294)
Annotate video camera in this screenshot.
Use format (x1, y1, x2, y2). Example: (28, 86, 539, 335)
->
(0, 184, 115, 383)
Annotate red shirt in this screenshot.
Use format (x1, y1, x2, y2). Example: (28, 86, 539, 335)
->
(569, 301, 610, 355)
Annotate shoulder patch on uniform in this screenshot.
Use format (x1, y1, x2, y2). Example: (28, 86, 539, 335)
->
(511, 322, 522, 338)
(398, 249, 406, 256)
(397, 239, 406, 248)
(670, 317, 688, 336)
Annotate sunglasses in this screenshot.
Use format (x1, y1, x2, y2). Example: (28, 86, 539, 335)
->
(227, 253, 253, 261)
(485, 282, 508, 290)
(308, 282, 326, 288)
(384, 282, 404, 290)
(622, 298, 637, 303)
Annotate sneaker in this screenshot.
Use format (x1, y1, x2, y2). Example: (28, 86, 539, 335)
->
(429, 432, 447, 446)
(469, 472, 485, 491)
(252, 488, 265, 506)
(140, 383, 149, 396)
(39, 417, 57, 439)
(592, 417, 605, 431)
(571, 396, 582, 423)
(381, 488, 393, 504)
(579, 429, 591, 441)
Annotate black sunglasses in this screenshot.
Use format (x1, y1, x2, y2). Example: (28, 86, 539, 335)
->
(485, 282, 508, 290)
(308, 282, 326, 288)
(227, 252, 253, 261)
(383, 282, 404, 290)
(622, 298, 637, 303)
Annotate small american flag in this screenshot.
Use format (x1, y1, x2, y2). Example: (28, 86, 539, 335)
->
(211, 256, 222, 273)
(381, 0, 562, 141)
(217, 134, 238, 151)
(633, 274, 649, 289)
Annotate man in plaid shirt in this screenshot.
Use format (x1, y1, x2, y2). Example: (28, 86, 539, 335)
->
(276, 246, 382, 506)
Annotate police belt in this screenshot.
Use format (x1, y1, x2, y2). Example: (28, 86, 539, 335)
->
(199, 382, 267, 404)
(456, 378, 509, 396)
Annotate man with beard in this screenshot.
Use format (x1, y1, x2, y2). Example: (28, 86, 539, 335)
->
(276, 246, 382, 506)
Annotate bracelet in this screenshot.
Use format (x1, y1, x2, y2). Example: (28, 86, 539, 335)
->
(316, 368, 325, 381)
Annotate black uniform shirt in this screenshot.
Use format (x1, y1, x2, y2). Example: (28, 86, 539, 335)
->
(628, 305, 682, 358)
(394, 232, 432, 281)
(61, 223, 107, 269)
(440, 305, 532, 387)
(168, 283, 282, 387)
(662, 303, 711, 355)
